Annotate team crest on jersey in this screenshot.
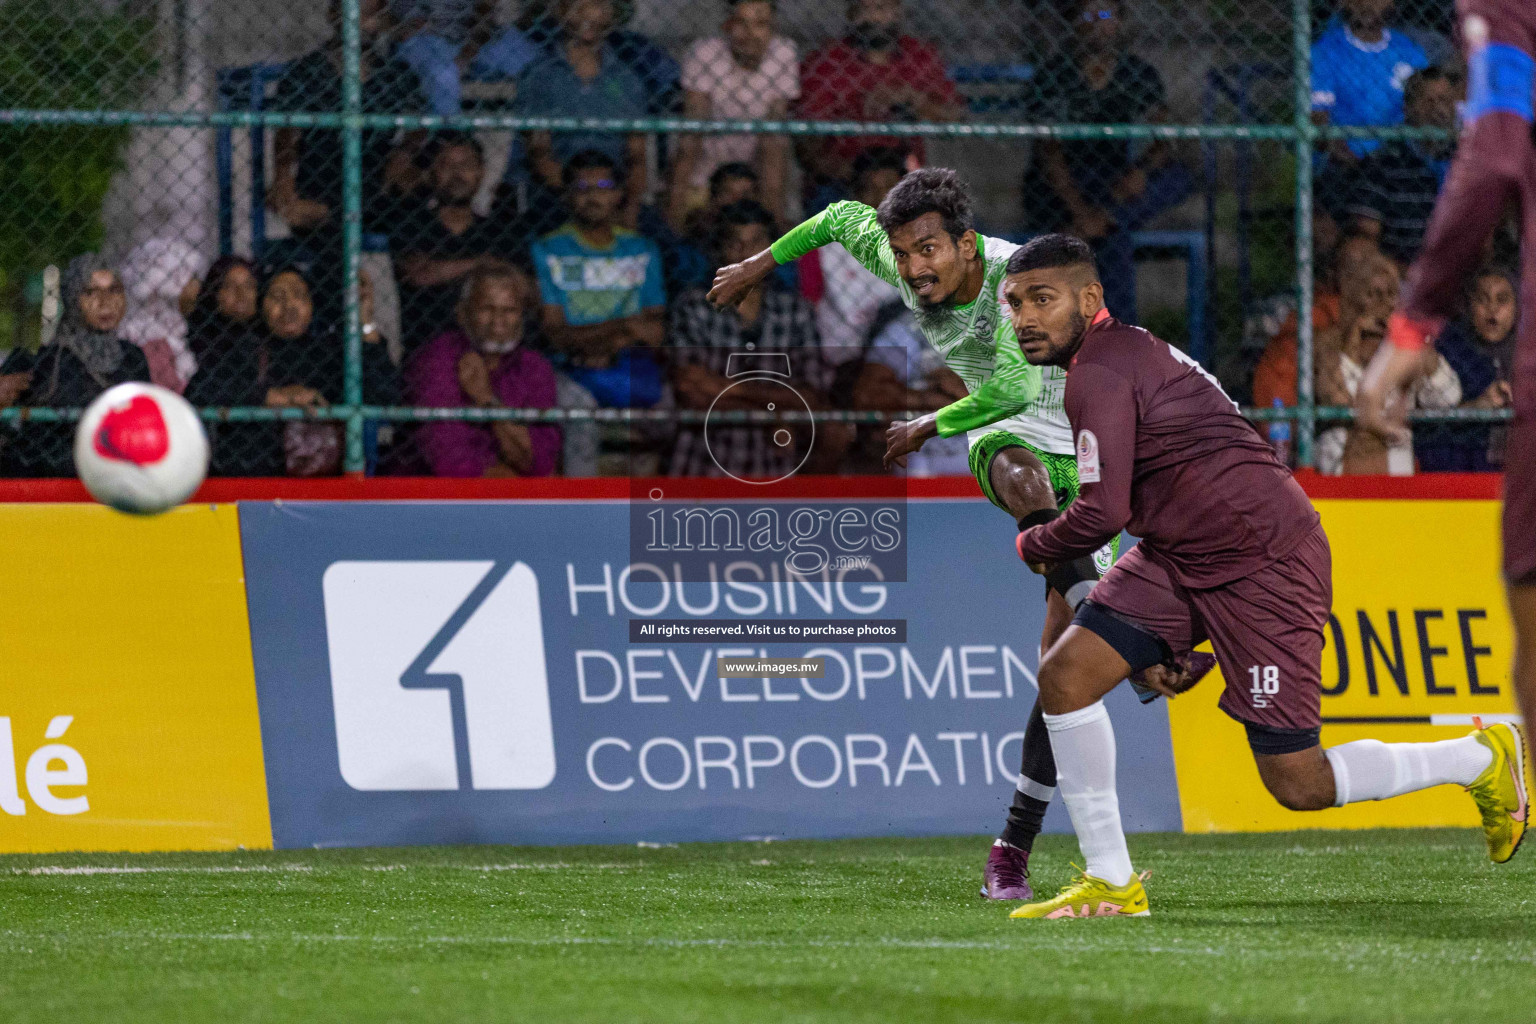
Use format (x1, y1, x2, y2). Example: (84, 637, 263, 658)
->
(973, 311, 995, 341)
(1076, 430, 1101, 483)
(1092, 543, 1114, 575)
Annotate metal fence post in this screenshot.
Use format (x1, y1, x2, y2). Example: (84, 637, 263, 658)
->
(1292, 0, 1316, 468)
(340, 0, 364, 474)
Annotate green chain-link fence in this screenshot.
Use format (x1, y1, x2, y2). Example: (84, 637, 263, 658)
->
(0, 0, 1512, 477)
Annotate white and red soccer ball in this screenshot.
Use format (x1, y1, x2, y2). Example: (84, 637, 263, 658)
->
(74, 383, 209, 514)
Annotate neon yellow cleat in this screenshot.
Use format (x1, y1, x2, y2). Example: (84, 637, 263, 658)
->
(1008, 869, 1150, 919)
(1468, 721, 1529, 864)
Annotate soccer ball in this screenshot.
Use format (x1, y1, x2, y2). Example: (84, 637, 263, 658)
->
(74, 383, 209, 515)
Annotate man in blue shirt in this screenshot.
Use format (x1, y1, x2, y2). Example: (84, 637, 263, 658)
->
(511, 0, 650, 225)
(1311, 0, 1430, 161)
(520, 0, 680, 117)
(532, 151, 667, 409)
(390, 0, 542, 115)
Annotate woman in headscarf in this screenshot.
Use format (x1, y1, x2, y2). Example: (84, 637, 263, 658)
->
(185, 263, 397, 476)
(118, 238, 209, 393)
(185, 255, 260, 360)
(186, 261, 299, 477)
(0, 254, 151, 477)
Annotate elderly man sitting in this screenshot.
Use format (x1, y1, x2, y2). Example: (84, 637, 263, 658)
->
(408, 262, 562, 477)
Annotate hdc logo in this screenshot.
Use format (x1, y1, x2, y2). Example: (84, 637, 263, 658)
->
(322, 561, 556, 791)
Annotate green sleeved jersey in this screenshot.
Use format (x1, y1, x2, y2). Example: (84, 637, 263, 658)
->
(771, 201, 1073, 455)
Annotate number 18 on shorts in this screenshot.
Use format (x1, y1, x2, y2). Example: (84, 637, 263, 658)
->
(1248, 665, 1282, 709)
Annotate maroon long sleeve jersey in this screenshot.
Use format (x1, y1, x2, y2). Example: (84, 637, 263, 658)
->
(1016, 313, 1320, 589)
(1399, 0, 1535, 415)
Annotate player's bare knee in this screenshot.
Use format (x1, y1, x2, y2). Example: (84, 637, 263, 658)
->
(1036, 648, 1103, 715)
(1035, 652, 1067, 701)
(1035, 649, 1079, 713)
(990, 450, 1054, 519)
(1040, 591, 1073, 654)
(1255, 751, 1335, 811)
(1265, 778, 1332, 812)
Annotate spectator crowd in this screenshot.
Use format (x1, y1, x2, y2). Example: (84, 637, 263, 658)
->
(1241, 0, 1517, 475)
(0, 0, 1514, 478)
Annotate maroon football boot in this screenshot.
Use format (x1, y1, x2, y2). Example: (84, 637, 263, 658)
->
(982, 840, 1033, 900)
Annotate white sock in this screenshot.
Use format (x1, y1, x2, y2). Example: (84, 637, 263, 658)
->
(1043, 701, 1133, 887)
(1323, 736, 1493, 806)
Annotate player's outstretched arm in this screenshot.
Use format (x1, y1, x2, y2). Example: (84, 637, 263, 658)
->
(933, 337, 1043, 438)
(1399, 84, 1531, 324)
(884, 321, 1044, 468)
(883, 383, 1027, 470)
(708, 249, 778, 308)
(709, 202, 900, 310)
(1018, 364, 1133, 566)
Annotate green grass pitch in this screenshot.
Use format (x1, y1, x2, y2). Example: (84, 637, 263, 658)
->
(2, 829, 1531, 1023)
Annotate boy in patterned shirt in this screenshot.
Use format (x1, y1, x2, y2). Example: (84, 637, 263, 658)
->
(708, 167, 1211, 900)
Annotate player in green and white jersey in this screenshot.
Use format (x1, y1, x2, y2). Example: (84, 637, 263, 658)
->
(709, 168, 1181, 900)
(709, 169, 1091, 540)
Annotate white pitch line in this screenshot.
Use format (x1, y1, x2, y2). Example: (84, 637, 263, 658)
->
(0, 931, 1222, 954)
(6, 931, 1533, 967)
(10, 862, 644, 878)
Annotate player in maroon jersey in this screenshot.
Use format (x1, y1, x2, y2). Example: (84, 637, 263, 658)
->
(1000, 235, 1526, 920)
(1355, 0, 1536, 745)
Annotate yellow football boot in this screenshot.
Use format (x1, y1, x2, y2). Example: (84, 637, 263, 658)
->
(1008, 869, 1150, 919)
(1467, 721, 1529, 864)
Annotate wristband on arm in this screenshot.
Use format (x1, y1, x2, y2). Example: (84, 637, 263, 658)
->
(1465, 40, 1534, 125)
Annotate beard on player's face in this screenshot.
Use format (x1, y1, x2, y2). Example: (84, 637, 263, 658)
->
(1018, 307, 1087, 366)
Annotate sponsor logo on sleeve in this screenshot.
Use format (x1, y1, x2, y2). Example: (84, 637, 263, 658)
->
(1076, 430, 1101, 484)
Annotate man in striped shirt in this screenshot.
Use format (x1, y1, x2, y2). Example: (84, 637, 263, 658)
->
(709, 167, 1211, 901)
(1345, 65, 1460, 264)
(668, 201, 837, 479)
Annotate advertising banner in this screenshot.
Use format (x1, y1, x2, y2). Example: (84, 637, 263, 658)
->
(0, 504, 271, 853)
(239, 500, 1183, 849)
(2, 487, 1495, 853)
(1168, 499, 1517, 832)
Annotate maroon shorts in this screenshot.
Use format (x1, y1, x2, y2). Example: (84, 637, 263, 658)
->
(1503, 417, 1536, 584)
(1085, 524, 1333, 732)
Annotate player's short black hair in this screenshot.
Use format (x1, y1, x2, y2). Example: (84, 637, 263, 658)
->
(563, 149, 625, 188)
(875, 167, 974, 242)
(727, 0, 774, 8)
(1005, 234, 1100, 278)
(708, 161, 760, 197)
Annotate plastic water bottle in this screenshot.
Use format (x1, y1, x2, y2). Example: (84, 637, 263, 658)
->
(1267, 397, 1292, 467)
